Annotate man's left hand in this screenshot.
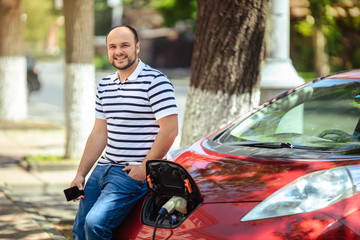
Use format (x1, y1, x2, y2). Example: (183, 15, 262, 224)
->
(123, 164, 146, 182)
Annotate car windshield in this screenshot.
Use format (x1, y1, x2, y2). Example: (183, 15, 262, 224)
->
(216, 78, 360, 153)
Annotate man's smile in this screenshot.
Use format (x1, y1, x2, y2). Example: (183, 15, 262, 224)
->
(115, 56, 126, 61)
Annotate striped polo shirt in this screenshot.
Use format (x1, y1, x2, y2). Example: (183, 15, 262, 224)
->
(95, 60, 178, 166)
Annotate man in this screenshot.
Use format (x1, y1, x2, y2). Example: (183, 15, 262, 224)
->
(71, 25, 178, 240)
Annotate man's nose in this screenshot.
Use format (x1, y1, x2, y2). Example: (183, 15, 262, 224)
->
(115, 47, 124, 54)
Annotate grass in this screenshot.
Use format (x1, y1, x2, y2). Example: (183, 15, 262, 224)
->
(298, 72, 316, 82)
(22, 155, 76, 171)
(24, 154, 64, 163)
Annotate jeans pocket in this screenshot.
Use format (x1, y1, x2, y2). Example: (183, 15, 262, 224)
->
(100, 165, 113, 185)
(124, 170, 145, 185)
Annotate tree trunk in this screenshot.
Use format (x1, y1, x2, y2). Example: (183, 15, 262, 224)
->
(63, 0, 95, 159)
(181, 0, 268, 146)
(313, 24, 330, 77)
(310, 3, 330, 77)
(0, 0, 27, 121)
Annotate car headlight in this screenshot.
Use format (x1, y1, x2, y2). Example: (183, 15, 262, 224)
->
(241, 166, 360, 222)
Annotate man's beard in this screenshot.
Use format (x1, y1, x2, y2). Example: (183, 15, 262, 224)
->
(112, 51, 137, 70)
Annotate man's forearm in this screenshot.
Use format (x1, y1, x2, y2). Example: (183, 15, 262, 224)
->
(76, 133, 106, 178)
(143, 114, 178, 163)
(144, 129, 177, 162)
(75, 119, 107, 178)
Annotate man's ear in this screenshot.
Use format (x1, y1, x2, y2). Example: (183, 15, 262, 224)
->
(136, 42, 140, 54)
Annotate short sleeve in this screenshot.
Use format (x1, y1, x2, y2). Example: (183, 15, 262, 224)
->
(148, 75, 178, 120)
(95, 86, 106, 120)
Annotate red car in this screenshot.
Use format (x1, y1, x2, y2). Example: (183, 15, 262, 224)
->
(114, 69, 360, 239)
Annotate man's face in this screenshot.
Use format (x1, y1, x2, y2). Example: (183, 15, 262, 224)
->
(106, 27, 140, 71)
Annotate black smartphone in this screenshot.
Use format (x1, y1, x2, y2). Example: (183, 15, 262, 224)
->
(64, 186, 85, 201)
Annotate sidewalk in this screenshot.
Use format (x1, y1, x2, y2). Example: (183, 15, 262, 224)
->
(0, 122, 76, 240)
(0, 191, 60, 240)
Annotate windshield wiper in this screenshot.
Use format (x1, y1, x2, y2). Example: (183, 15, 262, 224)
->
(225, 141, 294, 149)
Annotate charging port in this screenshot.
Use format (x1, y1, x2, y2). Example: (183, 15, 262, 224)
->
(143, 160, 203, 228)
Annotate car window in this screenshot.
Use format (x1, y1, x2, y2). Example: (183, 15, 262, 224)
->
(218, 79, 360, 153)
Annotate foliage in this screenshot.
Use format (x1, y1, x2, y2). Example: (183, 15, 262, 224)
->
(94, 0, 112, 35)
(291, 16, 314, 71)
(19, 0, 360, 73)
(294, 17, 313, 37)
(291, 0, 360, 72)
(120, 0, 197, 27)
(22, 0, 61, 55)
(150, 0, 197, 27)
(25, 154, 64, 163)
(298, 72, 317, 82)
(94, 52, 113, 69)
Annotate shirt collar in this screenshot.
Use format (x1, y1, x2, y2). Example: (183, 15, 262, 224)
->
(113, 59, 145, 84)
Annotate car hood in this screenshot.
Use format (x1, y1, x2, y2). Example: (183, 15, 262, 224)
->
(173, 139, 360, 203)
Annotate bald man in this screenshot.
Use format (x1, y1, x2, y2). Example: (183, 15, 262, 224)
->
(71, 25, 178, 240)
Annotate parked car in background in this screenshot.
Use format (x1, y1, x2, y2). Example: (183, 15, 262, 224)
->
(114, 69, 360, 240)
(26, 55, 41, 95)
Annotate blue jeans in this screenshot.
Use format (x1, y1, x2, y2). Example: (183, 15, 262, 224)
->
(72, 165, 148, 240)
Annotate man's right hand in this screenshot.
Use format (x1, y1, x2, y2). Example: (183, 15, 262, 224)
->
(70, 175, 85, 201)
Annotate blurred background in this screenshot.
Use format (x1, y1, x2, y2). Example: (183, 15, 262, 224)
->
(3, 0, 359, 160)
(22, 0, 360, 79)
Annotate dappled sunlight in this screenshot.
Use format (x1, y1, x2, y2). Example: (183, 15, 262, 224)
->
(175, 149, 351, 203)
(299, 218, 331, 239)
(0, 204, 51, 240)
